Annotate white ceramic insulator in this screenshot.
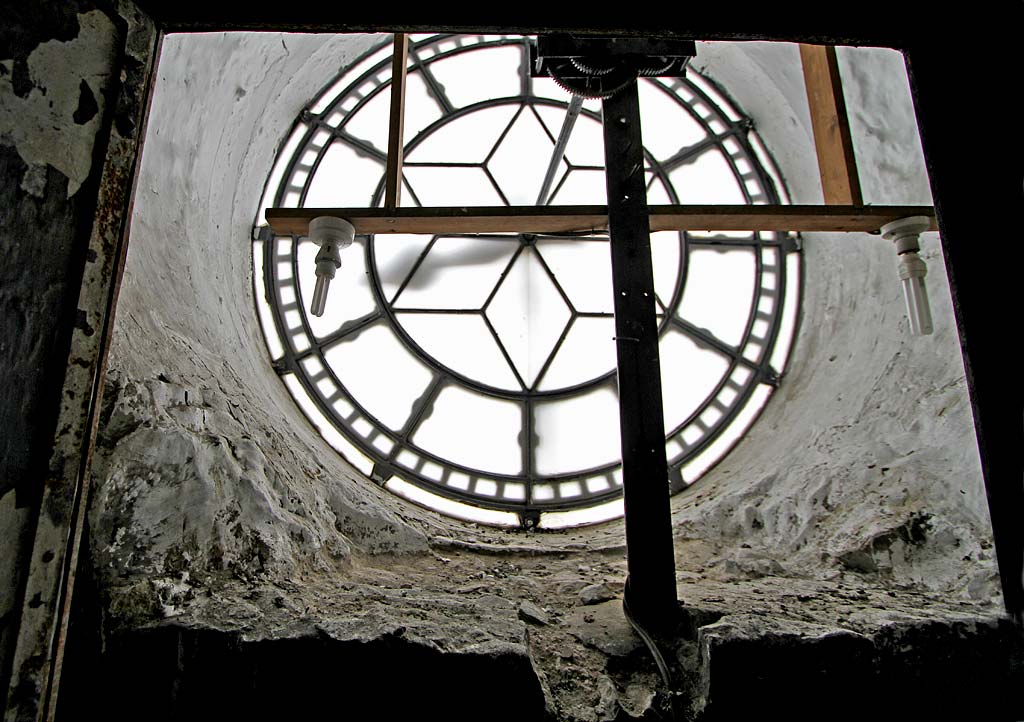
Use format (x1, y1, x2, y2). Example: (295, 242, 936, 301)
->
(309, 216, 355, 248)
(308, 217, 355, 317)
(898, 251, 933, 336)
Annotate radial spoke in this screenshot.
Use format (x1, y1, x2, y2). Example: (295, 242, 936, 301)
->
(391, 235, 438, 305)
(288, 313, 382, 367)
(397, 374, 445, 443)
(659, 128, 743, 173)
(409, 47, 455, 115)
(334, 129, 388, 162)
(520, 398, 535, 478)
(670, 315, 751, 364)
(482, 313, 528, 391)
(531, 316, 574, 391)
(533, 246, 577, 314)
(318, 310, 382, 347)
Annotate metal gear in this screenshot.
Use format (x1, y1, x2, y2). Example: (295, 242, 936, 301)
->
(636, 57, 677, 77)
(548, 59, 638, 99)
(569, 56, 617, 76)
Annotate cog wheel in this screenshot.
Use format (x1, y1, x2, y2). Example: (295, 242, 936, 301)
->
(636, 57, 677, 77)
(549, 60, 638, 99)
(570, 56, 617, 77)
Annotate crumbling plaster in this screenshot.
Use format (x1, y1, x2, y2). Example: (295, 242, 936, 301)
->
(84, 32, 1005, 719)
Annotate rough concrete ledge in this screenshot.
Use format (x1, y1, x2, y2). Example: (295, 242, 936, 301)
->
(81, 546, 1020, 722)
(698, 614, 1023, 719)
(76, 625, 548, 722)
(70, 578, 1024, 722)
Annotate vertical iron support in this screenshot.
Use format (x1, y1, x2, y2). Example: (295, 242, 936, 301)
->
(602, 81, 678, 630)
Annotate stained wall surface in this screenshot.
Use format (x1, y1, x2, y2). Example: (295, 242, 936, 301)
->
(1, 3, 122, 694)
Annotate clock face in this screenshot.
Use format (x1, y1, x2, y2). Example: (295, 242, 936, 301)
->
(253, 34, 801, 528)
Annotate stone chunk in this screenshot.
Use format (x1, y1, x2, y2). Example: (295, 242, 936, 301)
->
(578, 582, 616, 606)
(566, 600, 642, 657)
(518, 601, 550, 626)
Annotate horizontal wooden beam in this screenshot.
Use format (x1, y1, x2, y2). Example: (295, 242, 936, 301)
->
(265, 204, 937, 236)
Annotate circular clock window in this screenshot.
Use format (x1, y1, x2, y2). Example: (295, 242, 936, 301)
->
(252, 34, 801, 529)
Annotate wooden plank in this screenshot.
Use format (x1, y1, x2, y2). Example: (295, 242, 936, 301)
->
(800, 44, 863, 206)
(265, 204, 937, 236)
(384, 34, 409, 211)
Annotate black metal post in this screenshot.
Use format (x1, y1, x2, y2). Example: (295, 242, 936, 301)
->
(602, 81, 678, 630)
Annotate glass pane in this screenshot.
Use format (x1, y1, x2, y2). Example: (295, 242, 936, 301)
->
(323, 323, 433, 432)
(396, 312, 520, 391)
(412, 385, 522, 475)
(485, 247, 572, 387)
(677, 248, 756, 348)
(535, 387, 621, 475)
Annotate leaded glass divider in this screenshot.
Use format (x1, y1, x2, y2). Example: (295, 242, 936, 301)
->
(252, 34, 801, 527)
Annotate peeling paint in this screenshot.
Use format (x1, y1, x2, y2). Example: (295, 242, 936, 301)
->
(0, 10, 117, 197)
(3, 4, 160, 720)
(18, 162, 46, 197)
(72, 79, 99, 125)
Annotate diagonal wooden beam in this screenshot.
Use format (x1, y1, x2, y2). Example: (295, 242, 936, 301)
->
(264, 204, 936, 236)
(384, 33, 409, 211)
(800, 44, 863, 207)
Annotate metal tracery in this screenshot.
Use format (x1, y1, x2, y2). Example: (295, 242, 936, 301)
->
(253, 34, 801, 526)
